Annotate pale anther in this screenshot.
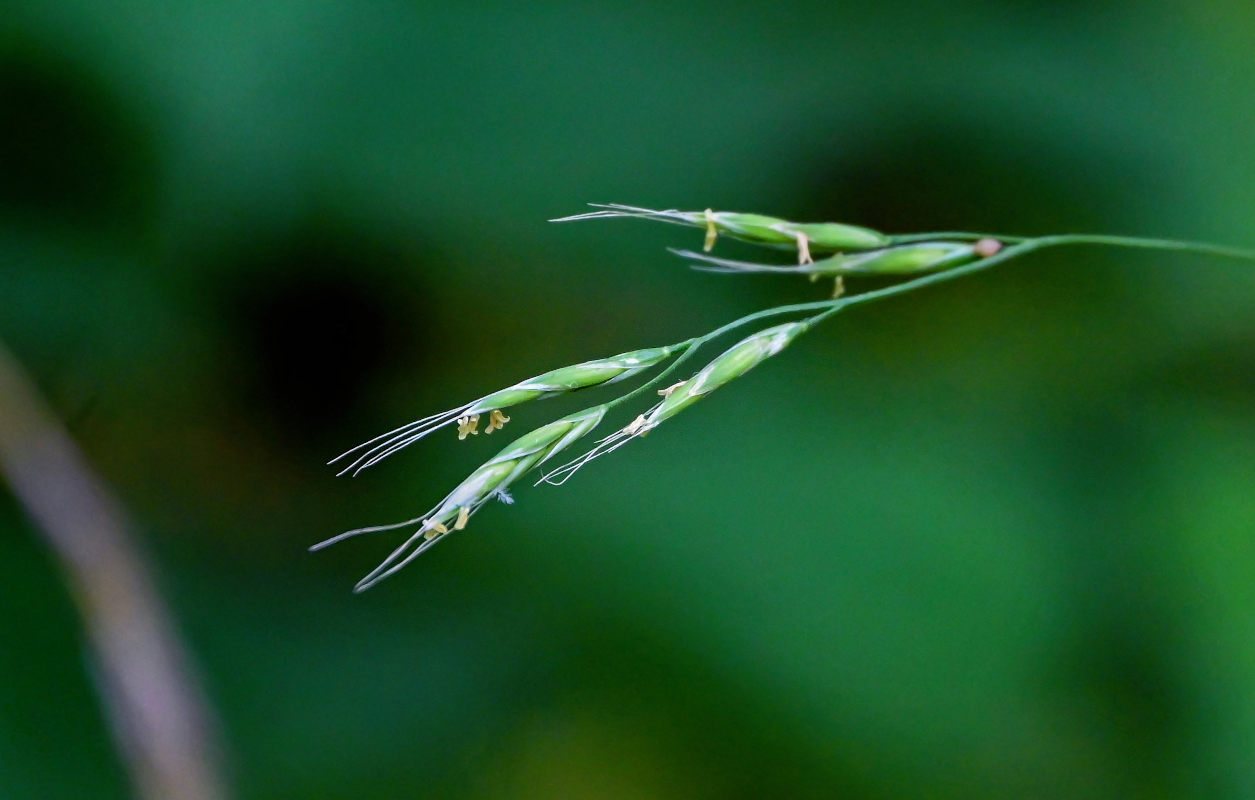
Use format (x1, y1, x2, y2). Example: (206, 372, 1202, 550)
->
(796, 231, 813, 265)
(453, 507, 470, 530)
(484, 409, 510, 434)
(422, 519, 449, 540)
(657, 381, 686, 397)
(703, 208, 718, 252)
(456, 414, 480, 439)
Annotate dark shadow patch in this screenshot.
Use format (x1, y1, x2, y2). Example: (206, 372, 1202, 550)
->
(791, 113, 1155, 237)
(0, 45, 157, 232)
(214, 220, 437, 444)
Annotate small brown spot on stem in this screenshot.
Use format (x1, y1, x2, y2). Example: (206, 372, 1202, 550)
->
(975, 238, 1003, 258)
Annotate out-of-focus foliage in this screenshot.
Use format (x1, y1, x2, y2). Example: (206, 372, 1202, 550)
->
(2, 1, 1254, 798)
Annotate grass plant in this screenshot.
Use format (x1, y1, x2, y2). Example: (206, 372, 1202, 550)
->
(316, 205, 1255, 590)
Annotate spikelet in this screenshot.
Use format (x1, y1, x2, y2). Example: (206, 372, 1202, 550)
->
(675, 240, 999, 278)
(329, 346, 671, 475)
(553, 203, 889, 259)
(542, 323, 808, 485)
(314, 405, 607, 591)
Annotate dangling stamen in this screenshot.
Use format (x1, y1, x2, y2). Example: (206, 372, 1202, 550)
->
(484, 409, 510, 434)
(795, 231, 813, 265)
(422, 519, 450, 540)
(703, 208, 718, 251)
(457, 414, 480, 440)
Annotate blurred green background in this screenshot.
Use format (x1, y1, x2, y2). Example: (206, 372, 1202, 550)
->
(2, 1, 1254, 798)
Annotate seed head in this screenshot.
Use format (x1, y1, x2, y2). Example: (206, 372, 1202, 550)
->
(825, 242, 984, 274)
(541, 323, 807, 485)
(315, 405, 607, 591)
(553, 204, 889, 254)
(645, 322, 806, 427)
(329, 346, 671, 475)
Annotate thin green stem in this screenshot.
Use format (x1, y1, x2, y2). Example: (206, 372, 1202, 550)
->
(608, 338, 696, 409)
(529, 227, 1255, 494)
(604, 296, 842, 411)
(604, 238, 1047, 411)
(889, 231, 1255, 265)
(606, 231, 1255, 415)
(890, 232, 1031, 245)
(1030, 234, 1255, 263)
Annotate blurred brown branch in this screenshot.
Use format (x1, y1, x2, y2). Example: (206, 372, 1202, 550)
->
(0, 342, 231, 800)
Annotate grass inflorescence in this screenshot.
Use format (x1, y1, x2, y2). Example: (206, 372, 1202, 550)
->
(314, 204, 1255, 590)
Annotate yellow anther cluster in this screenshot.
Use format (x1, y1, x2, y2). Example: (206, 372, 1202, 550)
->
(456, 414, 480, 439)
(484, 409, 510, 434)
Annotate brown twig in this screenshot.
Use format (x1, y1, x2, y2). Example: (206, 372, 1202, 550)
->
(0, 341, 231, 800)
